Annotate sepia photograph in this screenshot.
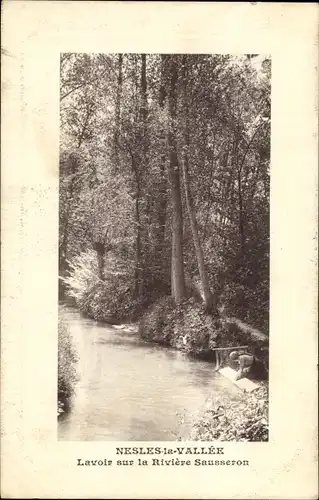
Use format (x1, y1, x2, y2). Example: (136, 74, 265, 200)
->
(58, 53, 270, 442)
(2, 1, 318, 498)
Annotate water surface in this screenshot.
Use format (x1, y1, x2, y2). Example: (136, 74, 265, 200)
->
(58, 305, 240, 441)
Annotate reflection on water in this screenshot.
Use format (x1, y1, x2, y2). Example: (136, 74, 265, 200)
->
(58, 305, 239, 441)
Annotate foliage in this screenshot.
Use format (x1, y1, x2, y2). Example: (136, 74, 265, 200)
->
(219, 282, 269, 332)
(139, 296, 221, 359)
(191, 384, 269, 441)
(59, 53, 270, 437)
(62, 250, 144, 322)
(59, 52, 270, 331)
(58, 319, 78, 412)
(139, 296, 176, 345)
(62, 250, 98, 303)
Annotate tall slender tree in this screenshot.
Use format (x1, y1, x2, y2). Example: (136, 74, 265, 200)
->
(181, 56, 214, 312)
(167, 55, 185, 303)
(114, 53, 123, 168)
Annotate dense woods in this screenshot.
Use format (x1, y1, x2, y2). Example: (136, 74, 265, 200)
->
(59, 53, 270, 336)
(58, 53, 270, 440)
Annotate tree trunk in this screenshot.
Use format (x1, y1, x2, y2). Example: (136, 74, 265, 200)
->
(167, 55, 185, 303)
(158, 55, 169, 242)
(127, 55, 149, 299)
(182, 159, 214, 311)
(93, 241, 106, 281)
(152, 55, 169, 289)
(134, 181, 142, 297)
(128, 149, 143, 298)
(181, 56, 214, 312)
(141, 54, 147, 133)
(59, 154, 78, 274)
(157, 161, 168, 250)
(114, 53, 123, 167)
(137, 53, 148, 297)
(236, 123, 264, 260)
(238, 169, 245, 259)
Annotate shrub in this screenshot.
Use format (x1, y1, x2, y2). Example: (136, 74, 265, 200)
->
(215, 319, 251, 348)
(139, 296, 221, 359)
(82, 276, 141, 323)
(219, 282, 268, 332)
(139, 296, 175, 345)
(62, 250, 98, 306)
(62, 250, 140, 323)
(191, 383, 269, 442)
(171, 299, 219, 359)
(219, 283, 250, 318)
(58, 319, 77, 413)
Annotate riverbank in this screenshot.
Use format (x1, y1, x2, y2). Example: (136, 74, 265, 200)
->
(59, 299, 268, 441)
(58, 318, 78, 417)
(131, 297, 269, 442)
(189, 381, 268, 442)
(59, 305, 242, 441)
(58, 298, 269, 440)
(138, 295, 269, 365)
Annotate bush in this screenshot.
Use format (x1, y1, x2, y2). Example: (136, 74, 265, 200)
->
(191, 383, 269, 441)
(139, 296, 221, 359)
(139, 296, 175, 345)
(58, 319, 77, 413)
(172, 299, 219, 359)
(62, 250, 141, 323)
(219, 282, 268, 332)
(214, 319, 252, 348)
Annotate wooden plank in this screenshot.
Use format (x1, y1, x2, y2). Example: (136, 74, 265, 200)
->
(219, 367, 259, 393)
(213, 347, 247, 351)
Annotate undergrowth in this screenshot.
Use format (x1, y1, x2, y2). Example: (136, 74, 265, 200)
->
(139, 296, 222, 360)
(58, 319, 78, 415)
(190, 383, 269, 442)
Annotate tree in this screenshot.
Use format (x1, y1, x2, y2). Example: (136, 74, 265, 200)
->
(180, 55, 214, 312)
(114, 53, 123, 168)
(59, 53, 270, 330)
(166, 55, 186, 304)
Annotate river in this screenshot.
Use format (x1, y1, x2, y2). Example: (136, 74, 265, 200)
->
(58, 305, 240, 441)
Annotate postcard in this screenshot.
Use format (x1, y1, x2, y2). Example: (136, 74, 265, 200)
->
(1, 2, 318, 498)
